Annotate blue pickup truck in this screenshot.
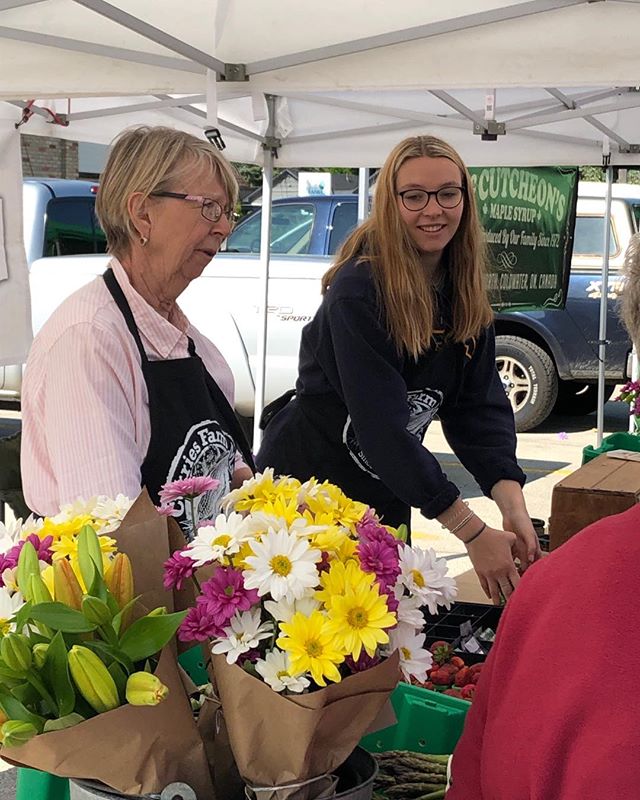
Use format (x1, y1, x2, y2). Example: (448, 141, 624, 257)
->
(224, 184, 640, 431)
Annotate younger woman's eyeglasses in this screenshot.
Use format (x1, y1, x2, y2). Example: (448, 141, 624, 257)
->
(397, 186, 464, 211)
(150, 191, 235, 223)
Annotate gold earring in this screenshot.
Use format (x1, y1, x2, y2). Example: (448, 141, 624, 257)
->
(140, 235, 148, 247)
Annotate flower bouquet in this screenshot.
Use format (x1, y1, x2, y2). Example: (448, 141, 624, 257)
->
(615, 380, 640, 433)
(164, 470, 457, 800)
(0, 493, 214, 798)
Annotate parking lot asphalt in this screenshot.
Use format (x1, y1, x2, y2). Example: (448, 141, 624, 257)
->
(412, 396, 631, 579)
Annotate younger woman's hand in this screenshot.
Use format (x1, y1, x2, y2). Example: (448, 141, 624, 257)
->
(464, 526, 520, 605)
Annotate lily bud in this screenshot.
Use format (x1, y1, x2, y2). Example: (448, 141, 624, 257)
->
(32, 643, 49, 670)
(68, 646, 120, 714)
(1, 720, 38, 747)
(1, 634, 32, 675)
(29, 573, 53, 605)
(104, 553, 134, 610)
(81, 596, 112, 627)
(148, 607, 168, 617)
(125, 672, 169, 706)
(53, 559, 83, 611)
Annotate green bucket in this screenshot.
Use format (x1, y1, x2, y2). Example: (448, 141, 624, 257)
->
(582, 431, 640, 464)
(16, 768, 70, 800)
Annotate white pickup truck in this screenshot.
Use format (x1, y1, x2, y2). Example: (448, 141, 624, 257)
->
(3, 180, 639, 432)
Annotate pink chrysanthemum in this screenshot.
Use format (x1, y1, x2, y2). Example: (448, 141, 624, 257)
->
(159, 476, 220, 505)
(178, 604, 224, 642)
(163, 551, 197, 591)
(345, 650, 382, 674)
(198, 566, 260, 628)
(356, 537, 401, 593)
(156, 503, 177, 517)
(2, 534, 54, 573)
(356, 516, 399, 548)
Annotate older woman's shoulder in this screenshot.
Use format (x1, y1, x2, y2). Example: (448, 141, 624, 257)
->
(31, 272, 125, 351)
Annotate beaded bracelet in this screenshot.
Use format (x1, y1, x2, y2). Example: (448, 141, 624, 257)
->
(449, 510, 475, 535)
(462, 522, 487, 546)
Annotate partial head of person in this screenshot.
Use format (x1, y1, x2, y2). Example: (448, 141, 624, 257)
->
(96, 125, 238, 306)
(326, 135, 492, 358)
(621, 232, 640, 352)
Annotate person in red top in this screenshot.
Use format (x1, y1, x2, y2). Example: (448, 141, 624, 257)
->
(448, 232, 640, 799)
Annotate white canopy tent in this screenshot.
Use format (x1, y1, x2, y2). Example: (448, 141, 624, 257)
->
(2, 0, 640, 443)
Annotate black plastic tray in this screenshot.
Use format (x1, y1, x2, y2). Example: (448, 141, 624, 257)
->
(422, 601, 504, 663)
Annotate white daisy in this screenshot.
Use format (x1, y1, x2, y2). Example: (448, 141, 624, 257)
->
(0, 522, 18, 555)
(59, 497, 99, 519)
(255, 648, 310, 693)
(182, 512, 252, 566)
(91, 495, 134, 532)
(247, 512, 324, 539)
(243, 528, 320, 603)
(16, 515, 44, 538)
(399, 546, 457, 614)
(395, 588, 427, 631)
(385, 628, 432, 683)
(0, 587, 25, 634)
(264, 594, 320, 623)
(211, 608, 273, 665)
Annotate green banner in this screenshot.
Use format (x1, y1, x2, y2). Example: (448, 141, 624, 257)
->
(469, 166, 579, 310)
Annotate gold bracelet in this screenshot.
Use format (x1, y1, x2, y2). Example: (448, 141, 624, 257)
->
(449, 511, 475, 535)
(440, 500, 469, 531)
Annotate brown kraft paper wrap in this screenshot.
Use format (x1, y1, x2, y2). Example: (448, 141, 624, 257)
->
(1, 491, 214, 799)
(212, 650, 401, 791)
(2, 647, 215, 798)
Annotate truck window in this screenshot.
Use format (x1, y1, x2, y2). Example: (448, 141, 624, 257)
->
(226, 204, 315, 254)
(572, 215, 619, 257)
(44, 198, 107, 256)
(632, 204, 640, 232)
(328, 202, 358, 254)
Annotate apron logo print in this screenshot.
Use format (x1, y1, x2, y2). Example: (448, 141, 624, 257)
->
(166, 419, 236, 539)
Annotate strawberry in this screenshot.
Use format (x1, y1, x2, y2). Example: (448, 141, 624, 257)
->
(443, 688, 464, 699)
(429, 640, 454, 665)
(431, 669, 454, 686)
(454, 666, 471, 687)
(450, 656, 465, 669)
(461, 684, 477, 701)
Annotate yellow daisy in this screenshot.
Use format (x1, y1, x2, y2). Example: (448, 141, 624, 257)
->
(277, 610, 344, 687)
(315, 559, 374, 610)
(327, 583, 397, 660)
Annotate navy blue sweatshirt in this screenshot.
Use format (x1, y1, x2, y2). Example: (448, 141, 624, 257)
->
(257, 258, 525, 524)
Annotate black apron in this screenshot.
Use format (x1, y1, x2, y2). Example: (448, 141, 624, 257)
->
(103, 268, 255, 540)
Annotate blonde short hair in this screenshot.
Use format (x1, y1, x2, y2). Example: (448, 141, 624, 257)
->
(96, 126, 239, 257)
(621, 233, 640, 350)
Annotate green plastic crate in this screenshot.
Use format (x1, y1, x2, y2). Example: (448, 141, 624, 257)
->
(360, 681, 470, 755)
(582, 432, 640, 464)
(178, 643, 209, 685)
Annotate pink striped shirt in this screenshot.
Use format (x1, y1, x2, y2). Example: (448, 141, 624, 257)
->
(21, 258, 245, 516)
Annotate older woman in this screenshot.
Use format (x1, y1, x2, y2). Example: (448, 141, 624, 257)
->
(21, 126, 254, 536)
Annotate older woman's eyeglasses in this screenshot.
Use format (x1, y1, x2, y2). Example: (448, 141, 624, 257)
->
(397, 186, 464, 211)
(150, 191, 234, 223)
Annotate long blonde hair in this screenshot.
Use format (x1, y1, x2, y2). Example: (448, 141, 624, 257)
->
(322, 135, 493, 359)
(621, 233, 640, 349)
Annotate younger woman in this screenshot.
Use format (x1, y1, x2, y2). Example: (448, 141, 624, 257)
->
(257, 135, 540, 603)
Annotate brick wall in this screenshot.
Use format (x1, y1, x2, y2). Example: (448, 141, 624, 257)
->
(20, 135, 79, 179)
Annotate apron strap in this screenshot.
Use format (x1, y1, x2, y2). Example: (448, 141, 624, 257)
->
(103, 267, 148, 363)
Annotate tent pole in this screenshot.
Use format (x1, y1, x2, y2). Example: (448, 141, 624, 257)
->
(252, 94, 277, 452)
(596, 154, 613, 447)
(357, 167, 370, 223)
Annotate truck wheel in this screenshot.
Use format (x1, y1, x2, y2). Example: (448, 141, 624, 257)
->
(495, 336, 558, 432)
(553, 381, 615, 416)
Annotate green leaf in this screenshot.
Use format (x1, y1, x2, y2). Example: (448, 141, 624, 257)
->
(78, 525, 103, 586)
(395, 524, 409, 543)
(10, 682, 40, 707)
(16, 543, 39, 599)
(108, 661, 128, 702)
(111, 596, 140, 636)
(0, 687, 45, 731)
(104, 589, 120, 618)
(43, 712, 85, 732)
(13, 601, 33, 634)
(118, 611, 188, 663)
(88, 568, 108, 604)
(84, 640, 134, 675)
(30, 603, 97, 633)
(43, 632, 75, 717)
